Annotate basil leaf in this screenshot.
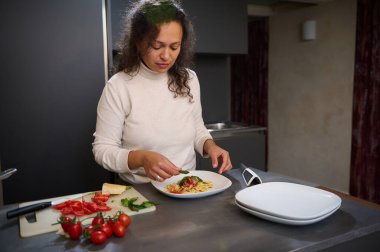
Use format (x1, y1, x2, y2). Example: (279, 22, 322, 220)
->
(120, 198, 129, 206)
(191, 176, 203, 182)
(141, 201, 156, 208)
(179, 170, 189, 174)
(121, 197, 158, 212)
(179, 176, 189, 186)
(129, 197, 138, 203)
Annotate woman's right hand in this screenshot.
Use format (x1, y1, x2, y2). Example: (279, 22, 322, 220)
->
(128, 150, 180, 181)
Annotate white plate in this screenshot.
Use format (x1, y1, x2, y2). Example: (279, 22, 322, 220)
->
(151, 170, 232, 198)
(235, 200, 340, 225)
(235, 182, 341, 220)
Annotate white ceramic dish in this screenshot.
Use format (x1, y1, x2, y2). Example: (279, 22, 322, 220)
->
(151, 170, 232, 199)
(235, 200, 340, 225)
(235, 182, 341, 220)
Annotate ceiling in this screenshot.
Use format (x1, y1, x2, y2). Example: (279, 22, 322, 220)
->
(248, 0, 332, 5)
(248, 0, 282, 5)
(247, 0, 333, 16)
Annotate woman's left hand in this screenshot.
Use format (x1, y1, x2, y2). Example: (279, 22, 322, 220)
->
(204, 139, 232, 174)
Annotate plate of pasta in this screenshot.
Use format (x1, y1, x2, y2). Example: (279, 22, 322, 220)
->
(151, 170, 232, 198)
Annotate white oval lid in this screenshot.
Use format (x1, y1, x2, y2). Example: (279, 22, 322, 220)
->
(235, 182, 342, 220)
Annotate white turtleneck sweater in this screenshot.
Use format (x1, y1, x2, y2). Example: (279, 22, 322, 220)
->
(92, 63, 212, 183)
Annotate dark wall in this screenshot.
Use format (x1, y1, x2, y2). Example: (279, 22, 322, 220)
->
(108, 0, 248, 122)
(194, 55, 230, 123)
(109, 0, 248, 54)
(0, 0, 112, 204)
(182, 0, 248, 54)
(109, 0, 129, 53)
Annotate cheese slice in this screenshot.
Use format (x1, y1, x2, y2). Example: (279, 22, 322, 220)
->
(102, 183, 127, 195)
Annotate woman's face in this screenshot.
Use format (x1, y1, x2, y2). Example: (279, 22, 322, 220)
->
(140, 21, 183, 73)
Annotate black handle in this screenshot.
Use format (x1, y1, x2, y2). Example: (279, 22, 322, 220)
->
(6, 202, 52, 219)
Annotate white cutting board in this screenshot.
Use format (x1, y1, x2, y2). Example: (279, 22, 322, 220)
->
(18, 187, 156, 237)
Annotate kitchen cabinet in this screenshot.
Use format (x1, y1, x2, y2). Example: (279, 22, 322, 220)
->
(194, 55, 230, 122)
(0, 0, 112, 204)
(108, 0, 246, 121)
(109, 0, 248, 54)
(197, 128, 266, 171)
(182, 0, 248, 54)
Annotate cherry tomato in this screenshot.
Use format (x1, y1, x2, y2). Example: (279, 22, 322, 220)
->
(92, 213, 105, 226)
(112, 221, 126, 238)
(54, 201, 68, 210)
(92, 198, 104, 205)
(83, 225, 95, 239)
(59, 216, 73, 232)
(99, 223, 113, 237)
(67, 221, 82, 240)
(83, 202, 99, 212)
(54, 192, 112, 217)
(118, 213, 131, 228)
(60, 207, 74, 216)
(169, 188, 183, 194)
(187, 177, 194, 185)
(83, 207, 92, 215)
(70, 201, 83, 211)
(97, 205, 112, 211)
(106, 218, 115, 228)
(91, 231, 107, 244)
(92, 192, 110, 202)
(72, 210, 85, 216)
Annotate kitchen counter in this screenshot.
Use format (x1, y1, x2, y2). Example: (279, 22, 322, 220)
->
(0, 167, 379, 252)
(207, 123, 266, 139)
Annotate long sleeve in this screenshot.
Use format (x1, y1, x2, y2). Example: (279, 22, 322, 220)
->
(92, 66, 211, 184)
(92, 77, 132, 174)
(189, 71, 213, 156)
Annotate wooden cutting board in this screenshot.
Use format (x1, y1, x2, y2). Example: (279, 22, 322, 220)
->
(18, 187, 156, 237)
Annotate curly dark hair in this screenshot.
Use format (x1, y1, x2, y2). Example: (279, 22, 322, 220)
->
(115, 0, 195, 100)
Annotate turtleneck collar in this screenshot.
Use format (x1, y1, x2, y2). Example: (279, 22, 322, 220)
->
(138, 61, 168, 81)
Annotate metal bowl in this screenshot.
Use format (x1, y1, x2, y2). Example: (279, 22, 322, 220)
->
(205, 122, 248, 132)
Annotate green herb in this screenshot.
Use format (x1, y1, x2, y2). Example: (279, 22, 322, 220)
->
(178, 176, 203, 186)
(121, 197, 157, 212)
(179, 176, 189, 186)
(191, 176, 203, 183)
(125, 186, 132, 190)
(179, 170, 189, 174)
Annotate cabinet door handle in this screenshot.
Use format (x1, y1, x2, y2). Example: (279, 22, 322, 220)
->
(0, 168, 17, 181)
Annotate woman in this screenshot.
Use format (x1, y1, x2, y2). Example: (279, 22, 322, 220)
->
(92, 0, 232, 184)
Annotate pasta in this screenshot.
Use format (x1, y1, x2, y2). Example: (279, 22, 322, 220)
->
(166, 176, 213, 194)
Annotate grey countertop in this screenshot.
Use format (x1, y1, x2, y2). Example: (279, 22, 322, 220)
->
(210, 125, 267, 139)
(0, 167, 379, 252)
